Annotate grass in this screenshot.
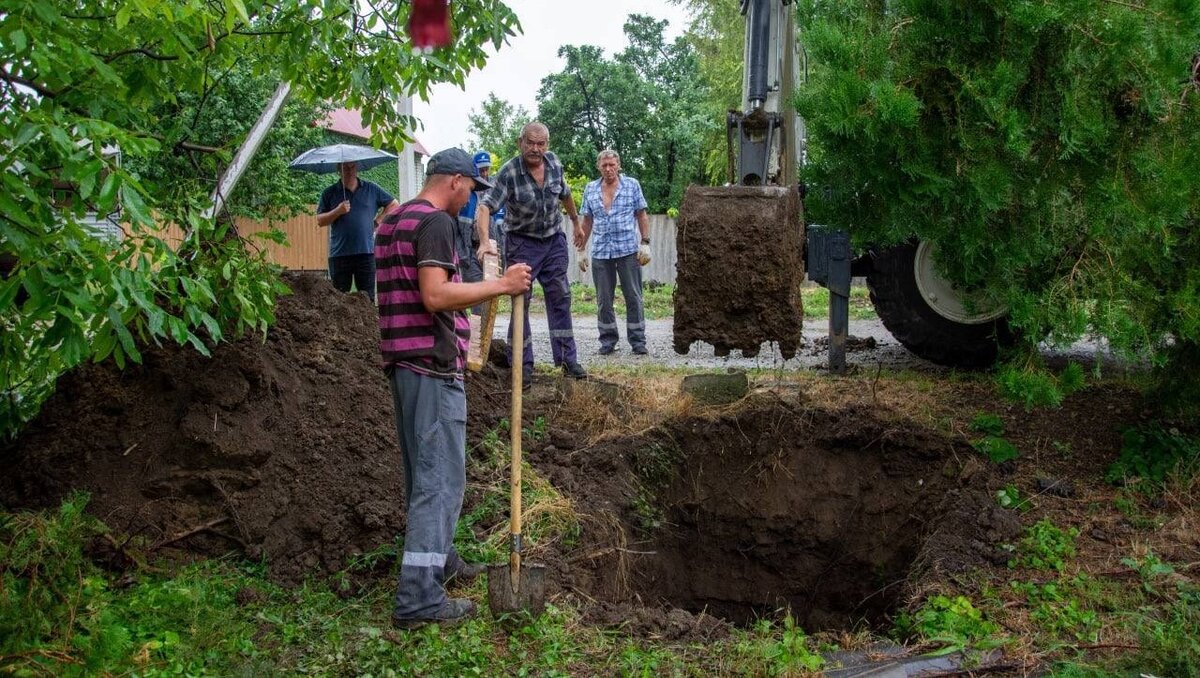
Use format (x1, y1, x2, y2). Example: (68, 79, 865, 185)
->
(494, 282, 876, 321)
(4, 371, 1198, 676)
(0, 493, 832, 677)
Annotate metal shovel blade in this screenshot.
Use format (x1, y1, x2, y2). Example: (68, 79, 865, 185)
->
(486, 562, 546, 617)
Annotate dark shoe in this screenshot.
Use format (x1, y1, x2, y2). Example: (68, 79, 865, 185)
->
(562, 361, 588, 379)
(632, 346, 649, 355)
(444, 560, 486, 586)
(521, 368, 533, 392)
(598, 345, 616, 356)
(392, 598, 477, 630)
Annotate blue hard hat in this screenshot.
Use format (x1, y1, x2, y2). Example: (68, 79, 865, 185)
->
(472, 151, 492, 169)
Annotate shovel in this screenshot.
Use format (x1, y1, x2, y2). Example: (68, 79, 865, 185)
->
(487, 292, 546, 617)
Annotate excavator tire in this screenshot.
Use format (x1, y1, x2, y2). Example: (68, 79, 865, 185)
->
(867, 242, 1014, 368)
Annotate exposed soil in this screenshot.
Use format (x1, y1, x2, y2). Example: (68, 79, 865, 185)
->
(673, 186, 805, 359)
(0, 273, 401, 583)
(1, 271, 1166, 646)
(525, 393, 1018, 634)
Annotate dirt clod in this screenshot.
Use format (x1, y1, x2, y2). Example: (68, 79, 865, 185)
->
(673, 186, 805, 358)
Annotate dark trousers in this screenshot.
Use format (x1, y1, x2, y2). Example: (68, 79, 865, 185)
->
(592, 253, 646, 350)
(505, 231, 578, 370)
(329, 253, 376, 302)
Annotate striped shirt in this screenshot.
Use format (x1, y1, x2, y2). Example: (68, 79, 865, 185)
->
(581, 175, 648, 260)
(375, 200, 470, 378)
(480, 151, 570, 239)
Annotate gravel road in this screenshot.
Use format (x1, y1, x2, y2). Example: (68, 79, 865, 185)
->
(512, 314, 1123, 374)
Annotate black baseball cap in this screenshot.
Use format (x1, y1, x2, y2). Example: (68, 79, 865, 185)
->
(426, 148, 494, 190)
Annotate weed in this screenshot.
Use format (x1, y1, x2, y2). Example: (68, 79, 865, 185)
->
(1112, 489, 1165, 530)
(996, 361, 1084, 411)
(969, 413, 1005, 436)
(995, 484, 1031, 512)
(1009, 519, 1078, 572)
(1121, 552, 1177, 597)
(894, 595, 1003, 656)
(973, 435, 1020, 464)
(737, 615, 825, 675)
(524, 415, 548, 442)
(1105, 423, 1200, 492)
(1010, 576, 1100, 642)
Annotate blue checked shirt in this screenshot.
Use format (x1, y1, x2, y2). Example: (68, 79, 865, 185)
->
(581, 175, 648, 260)
(480, 152, 571, 240)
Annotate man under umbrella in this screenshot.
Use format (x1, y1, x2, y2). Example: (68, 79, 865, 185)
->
(316, 161, 400, 302)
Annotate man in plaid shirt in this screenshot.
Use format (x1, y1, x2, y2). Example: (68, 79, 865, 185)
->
(474, 122, 588, 382)
(579, 150, 652, 355)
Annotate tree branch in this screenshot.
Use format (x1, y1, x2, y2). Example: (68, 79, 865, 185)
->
(177, 140, 224, 154)
(101, 47, 179, 63)
(0, 68, 58, 98)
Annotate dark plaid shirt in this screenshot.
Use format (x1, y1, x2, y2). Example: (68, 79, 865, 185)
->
(480, 151, 570, 240)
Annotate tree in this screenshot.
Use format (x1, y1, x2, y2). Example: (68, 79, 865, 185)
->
(794, 0, 1200, 406)
(535, 15, 711, 213)
(125, 61, 331, 221)
(0, 0, 520, 437)
(672, 0, 746, 182)
(466, 92, 531, 165)
(615, 14, 712, 211)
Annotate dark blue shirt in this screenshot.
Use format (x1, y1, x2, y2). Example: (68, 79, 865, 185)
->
(318, 179, 395, 257)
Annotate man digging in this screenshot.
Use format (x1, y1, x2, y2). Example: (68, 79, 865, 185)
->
(375, 148, 532, 629)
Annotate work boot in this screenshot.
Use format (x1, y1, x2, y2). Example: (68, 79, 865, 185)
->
(520, 367, 533, 392)
(598, 345, 616, 356)
(392, 598, 477, 630)
(631, 345, 649, 356)
(562, 361, 588, 379)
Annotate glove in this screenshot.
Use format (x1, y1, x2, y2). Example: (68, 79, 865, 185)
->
(577, 248, 589, 274)
(637, 243, 651, 266)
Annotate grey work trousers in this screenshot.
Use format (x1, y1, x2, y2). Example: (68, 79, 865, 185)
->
(388, 367, 467, 619)
(592, 253, 646, 351)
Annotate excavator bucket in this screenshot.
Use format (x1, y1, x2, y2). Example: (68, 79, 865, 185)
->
(672, 185, 805, 359)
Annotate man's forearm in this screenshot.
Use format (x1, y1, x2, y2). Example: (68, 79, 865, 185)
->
(316, 209, 338, 227)
(475, 204, 492, 245)
(637, 211, 650, 240)
(561, 194, 579, 222)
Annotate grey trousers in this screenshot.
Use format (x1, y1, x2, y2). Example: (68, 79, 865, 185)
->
(388, 367, 467, 619)
(592, 253, 646, 351)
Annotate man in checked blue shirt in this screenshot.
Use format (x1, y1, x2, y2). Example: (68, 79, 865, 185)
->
(579, 150, 652, 355)
(474, 122, 588, 382)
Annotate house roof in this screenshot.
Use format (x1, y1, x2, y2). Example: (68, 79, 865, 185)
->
(321, 108, 429, 156)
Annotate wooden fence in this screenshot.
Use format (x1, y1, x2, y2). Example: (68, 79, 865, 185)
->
(156, 210, 682, 283)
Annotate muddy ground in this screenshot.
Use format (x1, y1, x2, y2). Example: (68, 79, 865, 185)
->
(0, 273, 1166, 642)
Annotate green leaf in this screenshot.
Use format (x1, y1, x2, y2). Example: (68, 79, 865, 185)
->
(227, 0, 250, 25)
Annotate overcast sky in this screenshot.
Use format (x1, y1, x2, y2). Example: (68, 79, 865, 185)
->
(411, 0, 694, 157)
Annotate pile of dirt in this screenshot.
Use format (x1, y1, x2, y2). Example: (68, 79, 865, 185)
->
(0, 273, 402, 583)
(672, 185, 805, 359)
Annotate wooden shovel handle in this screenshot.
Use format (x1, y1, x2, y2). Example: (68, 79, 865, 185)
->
(509, 293, 524, 577)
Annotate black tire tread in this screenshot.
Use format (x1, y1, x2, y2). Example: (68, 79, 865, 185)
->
(867, 243, 1012, 368)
